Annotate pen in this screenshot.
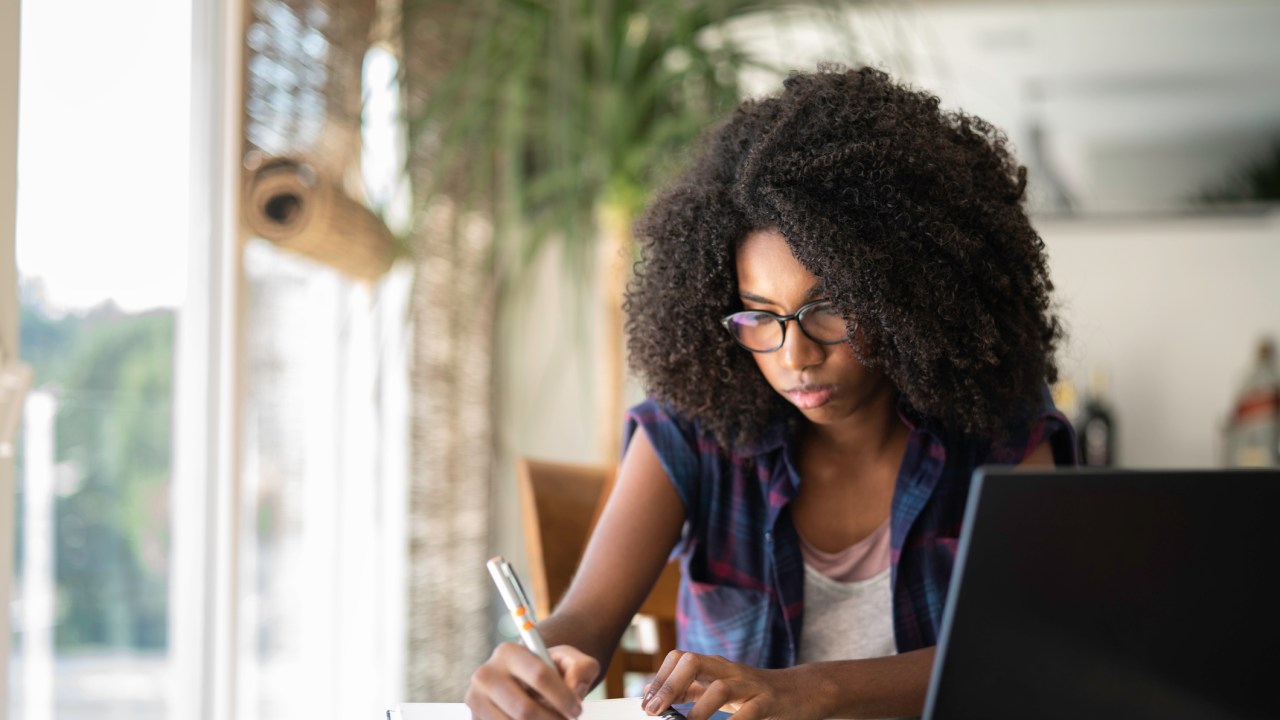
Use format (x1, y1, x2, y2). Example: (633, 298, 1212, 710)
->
(487, 556, 556, 669)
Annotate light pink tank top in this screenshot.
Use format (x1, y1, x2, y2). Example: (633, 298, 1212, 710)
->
(798, 516, 892, 582)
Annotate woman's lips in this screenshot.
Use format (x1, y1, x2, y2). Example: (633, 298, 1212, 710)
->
(786, 384, 835, 409)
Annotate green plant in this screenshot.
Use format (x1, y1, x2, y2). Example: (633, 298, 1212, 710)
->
(403, 0, 777, 275)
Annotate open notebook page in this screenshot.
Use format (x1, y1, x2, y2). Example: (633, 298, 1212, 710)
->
(390, 697, 732, 720)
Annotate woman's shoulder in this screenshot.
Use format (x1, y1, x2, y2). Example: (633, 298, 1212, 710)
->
(626, 397, 699, 439)
(622, 398, 721, 510)
(900, 386, 1078, 467)
(625, 396, 790, 459)
(985, 394, 1078, 466)
(986, 384, 1078, 466)
(624, 397, 704, 461)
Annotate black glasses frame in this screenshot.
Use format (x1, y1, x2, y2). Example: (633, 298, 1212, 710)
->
(720, 298, 850, 353)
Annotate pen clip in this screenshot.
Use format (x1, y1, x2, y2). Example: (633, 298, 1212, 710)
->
(499, 560, 539, 622)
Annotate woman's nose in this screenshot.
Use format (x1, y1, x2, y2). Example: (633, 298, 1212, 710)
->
(777, 320, 824, 371)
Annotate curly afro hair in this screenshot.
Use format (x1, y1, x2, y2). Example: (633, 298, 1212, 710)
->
(624, 66, 1062, 448)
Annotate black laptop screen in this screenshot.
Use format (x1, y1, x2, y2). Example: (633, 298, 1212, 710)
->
(923, 468, 1279, 720)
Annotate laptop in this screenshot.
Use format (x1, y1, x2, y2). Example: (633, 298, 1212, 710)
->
(923, 467, 1279, 720)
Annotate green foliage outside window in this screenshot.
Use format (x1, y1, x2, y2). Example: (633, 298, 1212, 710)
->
(18, 298, 172, 651)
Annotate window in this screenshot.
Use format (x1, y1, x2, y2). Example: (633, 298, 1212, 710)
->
(11, 2, 407, 718)
(12, 1, 191, 718)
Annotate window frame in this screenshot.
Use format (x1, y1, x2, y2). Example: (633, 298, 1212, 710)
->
(1, 0, 22, 715)
(169, 0, 246, 717)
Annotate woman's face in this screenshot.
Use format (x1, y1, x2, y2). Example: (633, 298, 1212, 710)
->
(734, 228, 895, 428)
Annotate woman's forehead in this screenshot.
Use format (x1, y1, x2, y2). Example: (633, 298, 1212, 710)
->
(735, 228, 822, 299)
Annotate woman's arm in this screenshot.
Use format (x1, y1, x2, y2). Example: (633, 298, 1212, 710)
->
(466, 428, 685, 719)
(540, 426, 687, 672)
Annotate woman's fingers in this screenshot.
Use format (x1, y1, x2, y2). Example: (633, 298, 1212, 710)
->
(504, 644, 584, 718)
(642, 649, 683, 709)
(467, 642, 583, 720)
(549, 645, 600, 699)
(644, 650, 716, 714)
(687, 678, 752, 720)
(641, 652, 782, 720)
(463, 688, 515, 720)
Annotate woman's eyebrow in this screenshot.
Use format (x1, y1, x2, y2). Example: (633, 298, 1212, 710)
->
(738, 291, 776, 305)
(739, 285, 824, 305)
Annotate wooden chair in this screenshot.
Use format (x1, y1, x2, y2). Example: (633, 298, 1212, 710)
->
(516, 457, 680, 698)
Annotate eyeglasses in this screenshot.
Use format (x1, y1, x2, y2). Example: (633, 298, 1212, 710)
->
(720, 299, 850, 353)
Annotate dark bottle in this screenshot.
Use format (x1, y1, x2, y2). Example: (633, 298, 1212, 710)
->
(1077, 366, 1116, 467)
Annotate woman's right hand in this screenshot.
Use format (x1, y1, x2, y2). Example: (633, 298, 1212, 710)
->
(465, 642, 600, 720)
(466, 428, 681, 718)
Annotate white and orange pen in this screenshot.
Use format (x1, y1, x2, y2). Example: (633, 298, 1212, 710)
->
(487, 556, 556, 669)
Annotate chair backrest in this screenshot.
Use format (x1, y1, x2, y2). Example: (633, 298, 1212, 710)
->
(516, 456, 680, 697)
(516, 457, 614, 619)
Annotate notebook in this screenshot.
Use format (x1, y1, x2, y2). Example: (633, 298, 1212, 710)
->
(923, 467, 1280, 720)
(391, 697, 731, 720)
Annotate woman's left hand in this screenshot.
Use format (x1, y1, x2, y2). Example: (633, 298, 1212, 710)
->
(641, 650, 824, 720)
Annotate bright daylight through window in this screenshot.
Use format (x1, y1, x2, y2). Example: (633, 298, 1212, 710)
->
(12, 1, 190, 719)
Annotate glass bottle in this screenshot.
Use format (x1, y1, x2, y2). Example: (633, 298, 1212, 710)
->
(1077, 366, 1116, 467)
(1226, 338, 1280, 468)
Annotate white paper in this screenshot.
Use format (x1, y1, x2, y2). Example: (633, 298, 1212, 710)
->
(390, 697, 739, 720)
(393, 697, 648, 720)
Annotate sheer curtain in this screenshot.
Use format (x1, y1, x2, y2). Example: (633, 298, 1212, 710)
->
(172, 1, 410, 719)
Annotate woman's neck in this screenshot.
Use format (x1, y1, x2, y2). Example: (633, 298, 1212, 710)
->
(792, 379, 909, 552)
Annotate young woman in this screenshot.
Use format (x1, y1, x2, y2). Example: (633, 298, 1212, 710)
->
(465, 66, 1077, 720)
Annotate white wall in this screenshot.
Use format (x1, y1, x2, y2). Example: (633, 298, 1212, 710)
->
(492, 240, 609, 589)
(1041, 211, 1280, 468)
(498, 210, 1280, 479)
(735, 0, 1280, 216)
